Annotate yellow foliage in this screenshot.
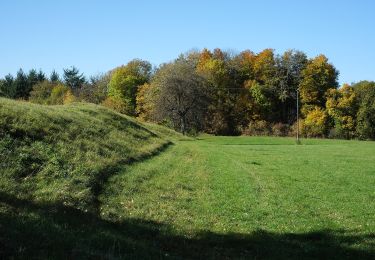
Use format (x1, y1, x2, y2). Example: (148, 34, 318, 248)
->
(299, 54, 338, 113)
(63, 90, 75, 104)
(326, 84, 357, 137)
(341, 116, 354, 131)
(136, 83, 156, 121)
(302, 107, 328, 137)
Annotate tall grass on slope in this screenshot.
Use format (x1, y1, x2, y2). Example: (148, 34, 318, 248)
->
(0, 98, 172, 212)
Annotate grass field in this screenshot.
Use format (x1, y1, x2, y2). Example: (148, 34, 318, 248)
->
(0, 98, 374, 259)
(99, 136, 375, 259)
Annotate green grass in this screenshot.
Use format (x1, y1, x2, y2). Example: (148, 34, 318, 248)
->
(0, 98, 179, 212)
(99, 136, 375, 258)
(1, 98, 374, 259)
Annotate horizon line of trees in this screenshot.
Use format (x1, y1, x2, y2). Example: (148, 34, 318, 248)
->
(1, 48, 375, 140)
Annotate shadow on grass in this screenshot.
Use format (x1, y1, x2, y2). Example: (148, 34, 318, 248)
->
(220, 143, 300, 146)
(91, 141, 173, 213)
(0, 192, 374, 259)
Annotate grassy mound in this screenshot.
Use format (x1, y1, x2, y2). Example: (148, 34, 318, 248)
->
(0, 98, 175, 212)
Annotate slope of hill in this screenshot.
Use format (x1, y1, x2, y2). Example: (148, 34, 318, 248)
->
(0, 98, 177, 213)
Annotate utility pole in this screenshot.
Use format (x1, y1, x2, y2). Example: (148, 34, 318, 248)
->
(296, 89, 299, 142)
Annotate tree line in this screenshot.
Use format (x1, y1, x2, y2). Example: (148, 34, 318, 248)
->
(1, 48, 375, 139)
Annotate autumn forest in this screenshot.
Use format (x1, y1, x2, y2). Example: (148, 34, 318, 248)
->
(1, 48, 375, 139)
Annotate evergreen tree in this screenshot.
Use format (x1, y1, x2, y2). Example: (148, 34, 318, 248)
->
(63, 66, 85, 91)
(50, 70, 60, 82)
(0, 74, 15, 98)
(37, 70, 46, 82)
(27, 69, 39, 94)
(14, 69, 28, 99)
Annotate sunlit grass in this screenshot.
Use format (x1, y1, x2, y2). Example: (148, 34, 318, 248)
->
(101, 135, 375, 257)
(0, 98, 374, 258)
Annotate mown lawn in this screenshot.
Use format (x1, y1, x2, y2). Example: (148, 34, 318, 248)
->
(99, 136, 375, 259)
(1, 131, 375, 258)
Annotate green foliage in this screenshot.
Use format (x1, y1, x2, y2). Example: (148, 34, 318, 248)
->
(29, 81, 55, 104)
(247, 80, 272, 119)
(37, 70, 46, 82)
(63, 66, 86, 91)
(354, 81, 375, 140)
(108, 59, 151, 115)
(13, 69, 28, 99)
(27, 69, 39, 91)
(49, 84, 71, 105)
(1, 80, 12, 98)
(0, 74, 15, 98)
(29, 81, 73, 105)
(1, 69, 46, 99)
(50, 70, 60, 82)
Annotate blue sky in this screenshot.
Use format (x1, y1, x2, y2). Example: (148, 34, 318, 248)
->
(0, 0, 374, 84)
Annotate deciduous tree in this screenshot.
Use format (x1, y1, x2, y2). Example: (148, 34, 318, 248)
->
(353, 81, 375, 140)
(136, 83, 157, 121)
(152, 59, 208, 134)
(326, 84, 357, 138)
(299, 55, 339, 115)
(108, 59, 151, 115)
(302, 107, 328, 137)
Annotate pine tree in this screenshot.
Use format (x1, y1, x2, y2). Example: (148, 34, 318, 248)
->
(14, 69, 28, 99)
(50, 70, 60, 82)
(27, 69, 39, 95)
(37, 70, 46, 82)
(63, 66, 85, 91)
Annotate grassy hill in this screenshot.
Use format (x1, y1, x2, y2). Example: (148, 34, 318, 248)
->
(0, 98, 179, 213)
(1, 98, 374, 259)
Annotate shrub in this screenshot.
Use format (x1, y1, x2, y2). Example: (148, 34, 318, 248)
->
(289, 120, 303, 137)
(101, 96, 129, 114)
(63, 90, 76, 104)
(244, 120, 270, 136)
(29, 81, 55, 104)
(30, 82, 74, 105)
(271, 123, 289, 136)
(50, 84, 71, 105)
